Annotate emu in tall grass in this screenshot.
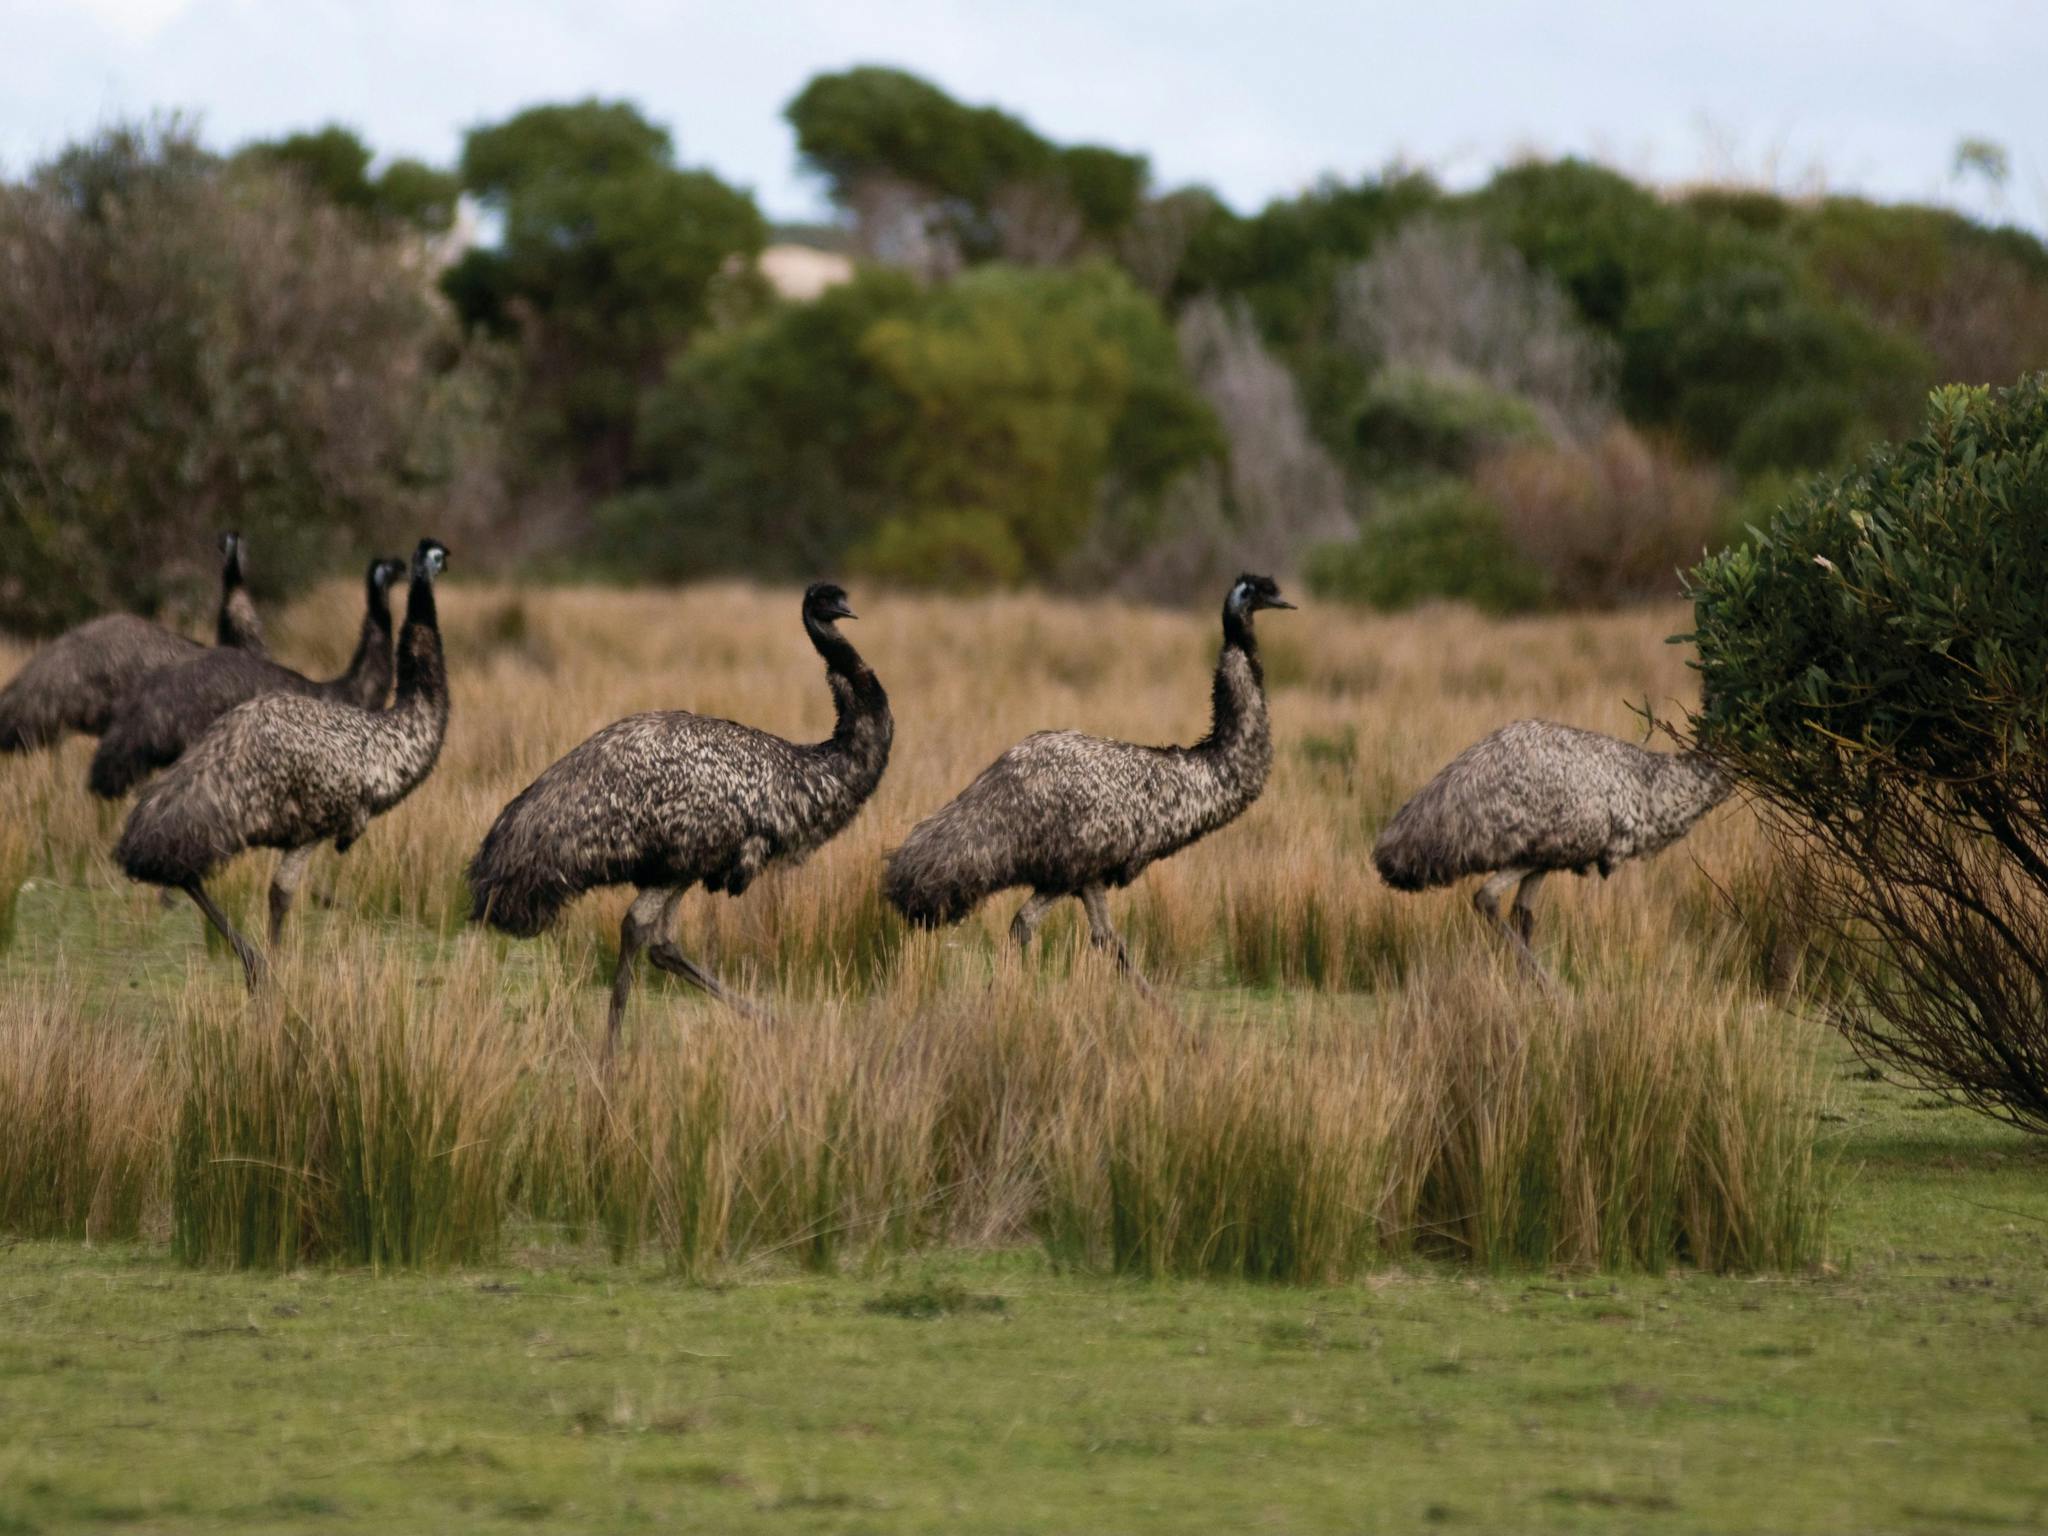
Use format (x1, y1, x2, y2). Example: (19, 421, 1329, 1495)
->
(1372, 719, 1730, 978)
(884, 573, 1294, 998)
(467, 582, 892, 1052)
(0, 531, 266, 752)
(114, 540, 451, 986)
(89, 555, 406, 799)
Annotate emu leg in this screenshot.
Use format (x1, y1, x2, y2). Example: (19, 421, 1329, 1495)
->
(644, 889, 772, 1025)
(1473, 867, 1554, 986)
(606, 886, 671, 1061)
(183, 879, 265, 991)
(1510, 870, 1548, 947)
(268, 845, 316, 947)
(1079, 884, 1163, 1005)
(1009, 891, 1058, 950)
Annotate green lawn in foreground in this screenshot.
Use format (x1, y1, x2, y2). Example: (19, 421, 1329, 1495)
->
(2, 1058, 2046, 1535)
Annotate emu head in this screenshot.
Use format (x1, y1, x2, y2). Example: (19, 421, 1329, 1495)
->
(412, 538, 449, 583)
(218, 531, 245, 580)
(1226, 573, 1295, 616)
(804, 581, 857, 626)
(368, 556, 406, 592)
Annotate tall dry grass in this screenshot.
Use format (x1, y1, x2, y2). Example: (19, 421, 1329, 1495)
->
(2, 932, 1829, 1279)
(0, 581, 1835, 1277)
(0, 982, 166, 1239)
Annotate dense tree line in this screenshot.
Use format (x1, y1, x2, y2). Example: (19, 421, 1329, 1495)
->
(3, 74, 2045, 631)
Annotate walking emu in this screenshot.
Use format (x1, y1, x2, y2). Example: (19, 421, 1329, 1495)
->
(884, 573, 1294, 996)
(89, 555, 406, 799)
(114, 539, 451, 986)
(0, 531, 265, 752)
(1372, 719, 1730, 975)
(467, 582, 892, 1052)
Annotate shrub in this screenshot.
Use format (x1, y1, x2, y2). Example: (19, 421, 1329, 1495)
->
(1092, 295, 1348, 594)
(1620, 264, 1928, 474)
(1787, 197, 2048, 389)
(853, 507, 1026, 588)
(1347, 366, 1548, 481)
(0, 121, 498, 633)
(1479, 424, 1726, 606)
(1688, 376, 2048, 1132)
(1335, 217, 1616, 443)
(607, 267, 921, 576)
(1307, 481, 1548, 614)
(616, 262, 1217, 585)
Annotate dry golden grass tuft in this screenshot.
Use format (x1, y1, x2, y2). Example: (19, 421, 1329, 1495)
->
(0, 581, 1832, 1277)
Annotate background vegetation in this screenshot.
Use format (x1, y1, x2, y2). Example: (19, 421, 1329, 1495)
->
(1690, 377, 2048, 1134)
(3, 78, 2044, 632)
(0, 582, 1832, 1277)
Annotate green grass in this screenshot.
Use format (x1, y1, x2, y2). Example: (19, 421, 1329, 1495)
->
(2, 1060, 2044, 1535)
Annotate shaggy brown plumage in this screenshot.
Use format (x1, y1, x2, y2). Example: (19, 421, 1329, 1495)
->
(0, 532, 264, 752)
(1372, 719, 1731, 974)
(89, 556, 404, 799)
(468, 582, 891, 1050)
(114, 540, 450, 987)
(884, 574, 1293, 997)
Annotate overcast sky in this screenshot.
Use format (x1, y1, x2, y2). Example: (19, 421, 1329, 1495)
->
(5, 0, 2043, 232)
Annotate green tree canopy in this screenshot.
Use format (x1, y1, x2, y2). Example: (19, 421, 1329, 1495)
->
(444, 99, 764, 497)
(607, 263, 1217, 585)
(785, 68, 1148, 267)
(237, 125, 460, 233)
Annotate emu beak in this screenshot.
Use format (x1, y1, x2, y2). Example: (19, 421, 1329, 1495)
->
(827, 599, 857, 621)
(1267, 596, 1297, 610)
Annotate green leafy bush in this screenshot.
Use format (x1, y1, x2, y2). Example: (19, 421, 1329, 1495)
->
(1347, 366, 1547, 480)
(853, 508, 1026, 588)
(1688, 376, 2048, 1131)
(613, 262, 1217, 584)
(1622, 265, 1927, 473)
(1307, 481, 1548, 613)
(1466, 161, 1931, 474)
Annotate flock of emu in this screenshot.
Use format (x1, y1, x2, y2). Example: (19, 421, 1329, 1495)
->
(0, 534, 1732, 1039)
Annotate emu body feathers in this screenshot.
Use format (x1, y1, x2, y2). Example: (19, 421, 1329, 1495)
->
(90, 557, 403, 799)
(467, 582, 891, 1047)
(114, 540, 450, 986)
(0, 532, 263, 753)
(884, 574, 1291, 996)
(1372, 719, 1730, 978)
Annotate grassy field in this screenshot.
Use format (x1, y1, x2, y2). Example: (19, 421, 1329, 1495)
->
(0, 582, 2040, 1531)
(2, 1066, 2044, 1535)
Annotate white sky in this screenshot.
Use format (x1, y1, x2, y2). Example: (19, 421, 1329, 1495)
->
(4, 0, 2043, 232)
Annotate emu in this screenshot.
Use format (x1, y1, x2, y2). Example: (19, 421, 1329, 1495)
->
(89, 555, 405, 799)
(114, 539, 451, 987)
(0, 531, 265, 753)
(884, 573, 1294, 997)
(1371, 719, 1731, 977)
(467, 582, 892, 1053)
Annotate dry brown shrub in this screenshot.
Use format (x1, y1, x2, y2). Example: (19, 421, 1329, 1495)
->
(1479, 426, 1727, 607)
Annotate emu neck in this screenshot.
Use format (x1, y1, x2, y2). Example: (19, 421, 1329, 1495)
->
(1195, 608, 1272, 797)
(362, 579, 449, 810)
(334, 580, 396, 698)
(807, 616, 892, 789)
(215, 563, 263, 651)
(394, 580, 446, 714)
